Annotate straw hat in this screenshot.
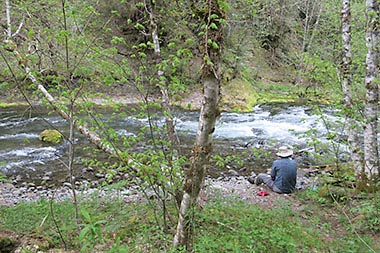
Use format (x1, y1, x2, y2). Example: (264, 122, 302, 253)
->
(276, 146, 293, 157)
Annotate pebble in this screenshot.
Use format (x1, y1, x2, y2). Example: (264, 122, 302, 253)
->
(0, 169, 315, 207)
(63, 182, 73, 188)
(0, 180, 145, 207)
(95, 173, 104, 178)
(42, 176, 51, 181)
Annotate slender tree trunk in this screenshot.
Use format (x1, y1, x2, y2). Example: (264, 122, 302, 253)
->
(173, 75, 220, 248)
(145, 0, 180, 152)
(61, 0, 79, 222)
(306, 0, 324, 53)
(5, 0, 12, 38)
(364, 0, 380, 177)
(297, 0, 324, 85)
(340, 0, 363, 174)
(173, 0, 226, 250)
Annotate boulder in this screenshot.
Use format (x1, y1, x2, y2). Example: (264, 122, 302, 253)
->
(39, 129, 63, 144)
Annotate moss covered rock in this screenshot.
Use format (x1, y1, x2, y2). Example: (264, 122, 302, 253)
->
(39, 129, 63, 144)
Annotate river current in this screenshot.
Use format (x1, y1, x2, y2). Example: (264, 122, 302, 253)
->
(0, 103, 346, 182)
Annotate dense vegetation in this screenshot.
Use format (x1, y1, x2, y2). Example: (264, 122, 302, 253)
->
(1, 0, 380, 252)
(0, 0, 368, 109)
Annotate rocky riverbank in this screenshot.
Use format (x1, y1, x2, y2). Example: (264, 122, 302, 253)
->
(0, 168, 318, 207)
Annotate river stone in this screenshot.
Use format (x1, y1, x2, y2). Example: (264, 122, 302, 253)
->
(42, 176, 51, 181)
(39, 129, 63, 144)
(227, 169, 240, 177)
(44, 171, 53, 177)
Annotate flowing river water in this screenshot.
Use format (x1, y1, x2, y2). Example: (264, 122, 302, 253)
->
(0, 103, 347, 185)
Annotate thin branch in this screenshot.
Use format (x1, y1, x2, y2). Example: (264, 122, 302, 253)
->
(12, 21, 24, 37)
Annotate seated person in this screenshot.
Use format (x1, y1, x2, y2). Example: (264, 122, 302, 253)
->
(253, 146, 297, 194)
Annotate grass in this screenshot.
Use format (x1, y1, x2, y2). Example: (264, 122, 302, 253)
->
(194, 196, 377, 253)
(1, 191, 379, 252)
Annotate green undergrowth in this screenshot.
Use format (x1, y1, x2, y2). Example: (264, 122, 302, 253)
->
(0, 191, 379, 252)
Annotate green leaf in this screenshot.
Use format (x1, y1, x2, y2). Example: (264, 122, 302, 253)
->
(168, 42, 176, 49)
(81, 209, 91, 222)
(212, 41, 219, 49)
(111, 10, 119, 15)
(210, 22, 218, 30)
(138, 43, 147, 49)
(79, 226, 90, 241)
(111, 36, 126, 45)
(210, 14, 219, 19)
(138, 52, 147, 58)
(27, 29, 35, 39)
(134, 23, 145, 30)
(219, 18, 227, 25)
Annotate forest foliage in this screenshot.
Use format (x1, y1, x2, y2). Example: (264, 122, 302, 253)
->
(1, 0, 380, 252)
(0, 0, 369, 108)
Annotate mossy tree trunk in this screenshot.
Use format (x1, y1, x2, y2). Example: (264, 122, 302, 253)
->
(173, 0, 227, 250)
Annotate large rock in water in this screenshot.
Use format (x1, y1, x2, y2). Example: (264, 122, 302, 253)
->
(39, 129, 63, 144)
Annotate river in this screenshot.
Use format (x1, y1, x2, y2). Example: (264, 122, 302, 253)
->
(0, 103, 347, 184)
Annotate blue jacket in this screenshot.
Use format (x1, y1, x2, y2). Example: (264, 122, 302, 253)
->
(271, 157, 297, 193)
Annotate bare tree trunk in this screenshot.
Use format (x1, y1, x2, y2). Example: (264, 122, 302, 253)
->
(173, 0, 226, 250)
(340, 0, 363, 175)
(364, 0, 380, 177)
(5, 0, 11, 38)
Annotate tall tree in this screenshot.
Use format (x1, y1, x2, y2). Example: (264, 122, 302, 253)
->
(173, 0, 227, 250)
(363, 0, 380, 177)
(340, 0, 363, 175)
